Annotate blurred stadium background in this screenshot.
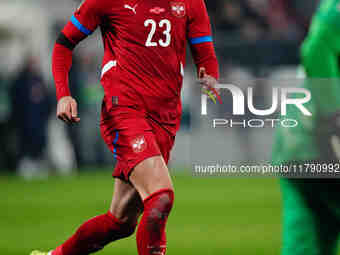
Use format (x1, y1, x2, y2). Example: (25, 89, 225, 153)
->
(0, 0, 319, 254)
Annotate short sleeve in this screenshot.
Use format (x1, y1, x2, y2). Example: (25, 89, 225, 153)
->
(70, 0, 103, 36)
(187, 0, 213, 45)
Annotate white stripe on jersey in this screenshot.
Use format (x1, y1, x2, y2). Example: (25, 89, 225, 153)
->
(101, 60, 117, 78)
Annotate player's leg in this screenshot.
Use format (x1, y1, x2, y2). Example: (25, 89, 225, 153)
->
(130, 155, 174, 255)
(280, 179, 339, 255)
(128, 119, 175, 255)
(35, 179, 143, 255)
(110, 178, 143, 223)
(316, 214, 340, 255)
(100, 103, 176, 255)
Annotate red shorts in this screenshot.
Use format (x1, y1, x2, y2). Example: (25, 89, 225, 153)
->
(100, 100, 175, 181)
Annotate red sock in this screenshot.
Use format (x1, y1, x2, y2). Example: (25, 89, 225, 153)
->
(136, 189, 174, 255)
(52, 211, 136, 255)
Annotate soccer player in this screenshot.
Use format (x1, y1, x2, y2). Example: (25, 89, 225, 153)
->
(272, 0, 340, 254)
(31, 0, 219, 255)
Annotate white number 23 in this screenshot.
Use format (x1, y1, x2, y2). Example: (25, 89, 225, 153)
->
(144, 19, 171, 47)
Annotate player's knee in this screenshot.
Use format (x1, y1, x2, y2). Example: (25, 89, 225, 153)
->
(119, 222, 137, 238)
(144, 189, 174, 227)
(106, 212, 137, 239)
(116, 217, 138, 238)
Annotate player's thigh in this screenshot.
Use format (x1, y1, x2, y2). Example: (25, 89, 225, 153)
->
(101, 103, 170, 181)
(130, 155, 173, 200)
(110, 178, 143, 224)
(100, 103, 174, 200)
(129, 120, 175, 200)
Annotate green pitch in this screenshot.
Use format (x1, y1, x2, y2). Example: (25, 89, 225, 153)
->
(0, 169, 281, 255)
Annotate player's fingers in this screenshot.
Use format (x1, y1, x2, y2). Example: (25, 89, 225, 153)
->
(57, 114, 64, 122)
(57, 104, 71, 123)
(199, 67, 206, 79)
(208, 84, 222, 104)
(206, 77, 218, 90)
(201, 83, 209, 91)
(70, 102, 80, 123)
(58, 113, 70, 123)
(56, 103, 63, 118)
(57, 107, 67, 122)
(205, 75, 215, 85)
(201, 78, 217, 93)
(64, 102, 73, 121)
(199, 77, 209, 87)
(72, 117, 81, 123)
(70, 100, 78, 118)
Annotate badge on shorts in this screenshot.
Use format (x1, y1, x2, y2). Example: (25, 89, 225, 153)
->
(170, 2, 186, 18)
(131, 136, 147, 153)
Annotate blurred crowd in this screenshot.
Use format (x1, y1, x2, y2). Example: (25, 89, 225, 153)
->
(0, 0, 321, 178)
(208, 0, 318, 42)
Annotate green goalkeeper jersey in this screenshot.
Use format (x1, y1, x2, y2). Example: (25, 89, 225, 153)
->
(274, 3, 340, 255)
(303, 0, 340, 115)
(273, 0, 340, 164)
(317, 0, 340, 28)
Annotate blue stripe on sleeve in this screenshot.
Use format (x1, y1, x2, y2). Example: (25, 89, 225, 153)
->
(112, 131, 119, 159)
(70, 15, 93, 36)
(189, 36, 213, 45)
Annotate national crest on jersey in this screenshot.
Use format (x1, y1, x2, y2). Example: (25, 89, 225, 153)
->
(170, 2, 186, 18)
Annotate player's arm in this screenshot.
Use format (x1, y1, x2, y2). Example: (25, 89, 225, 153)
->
(187, 0, 220, 102)
(301, 18, 340, 159)
(52, 0, 102, 123)
(301, 19, 340, 116)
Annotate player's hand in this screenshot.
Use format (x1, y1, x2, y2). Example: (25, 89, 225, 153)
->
(57, 96, 80, 124)
(199, 67, 222, 104)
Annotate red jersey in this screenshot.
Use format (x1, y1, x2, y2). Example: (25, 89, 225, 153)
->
(55, 0, 217, 134)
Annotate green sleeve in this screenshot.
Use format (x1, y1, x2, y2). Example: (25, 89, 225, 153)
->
(316, 0, 340, 28)
(301, 17, 340, 115)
